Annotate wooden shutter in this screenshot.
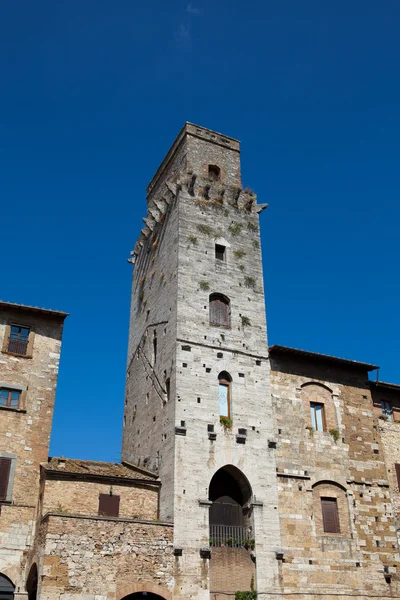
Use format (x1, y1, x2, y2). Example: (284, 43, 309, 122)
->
(0, 458, 12, 501)
(321, 497, 340, 533)
(98, 493, 120, 517)
(395, 464, 400, 489)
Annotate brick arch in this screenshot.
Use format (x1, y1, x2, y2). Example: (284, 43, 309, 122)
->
(301, 381, 333, 394)
(117, 582, 172, 600)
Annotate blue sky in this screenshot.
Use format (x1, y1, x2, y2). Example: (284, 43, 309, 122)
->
(1, 1, 399, 461)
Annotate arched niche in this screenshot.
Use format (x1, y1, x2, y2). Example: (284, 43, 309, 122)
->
(208, 465, 253, 547)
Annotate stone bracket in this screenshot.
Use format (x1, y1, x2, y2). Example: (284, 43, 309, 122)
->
(198, 499, 212, 507)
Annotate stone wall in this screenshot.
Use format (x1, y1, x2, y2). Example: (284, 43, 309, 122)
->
(270, 353, 400, 598)
(209, 547, 255, 599)
(42, 478, 159, 520)
(36, 514, 174, 600)
(0, 306, 65, 594)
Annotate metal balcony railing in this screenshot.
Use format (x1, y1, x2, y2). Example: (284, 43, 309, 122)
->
(7, 338, 28, 355)
(209, 524, 253, 549)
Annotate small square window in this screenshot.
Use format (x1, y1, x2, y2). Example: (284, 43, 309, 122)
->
(98, 493, 120, 517)
(381, 400, 393, 421)
(215, 244, 226, 261)
(310, 402, 325, 431)
(0, 388, 21, 409)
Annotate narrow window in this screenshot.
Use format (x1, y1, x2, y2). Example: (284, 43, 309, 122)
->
(165, 378, 170, 402)
(209, 293, 230, 327)
(310, 402, 325, 431)
(153, 330, 157, 365)
(321, 497, 340, 533)
(0, 389, 21, 409)
(208, 165, 221, 181)
(381, 400, 393, 421)
(218, 371, 231, 418)
(215, 244, 226, 261)
(8, 325, 30, 356)
(98, 493, 120, 517)
(395, 464, 400, 489)
(0, 458, 12, 502)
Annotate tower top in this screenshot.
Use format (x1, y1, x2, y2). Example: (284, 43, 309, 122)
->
(147, 123, 241, 199)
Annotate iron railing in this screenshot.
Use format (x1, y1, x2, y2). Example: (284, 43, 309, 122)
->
(209, 524, 253, 549)
(7, 338, 28, 355)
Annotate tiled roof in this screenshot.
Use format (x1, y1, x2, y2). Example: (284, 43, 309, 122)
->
(269, 345, 379, 372)
(45, 457, 158, 481)
(0, 300, 68, 318)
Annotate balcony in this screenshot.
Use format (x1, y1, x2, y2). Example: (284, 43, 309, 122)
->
(209, 524, 254, 549)
(7, 338, 28, 355)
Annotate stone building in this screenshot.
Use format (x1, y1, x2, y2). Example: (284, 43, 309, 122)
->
(2, 124, 400, 600)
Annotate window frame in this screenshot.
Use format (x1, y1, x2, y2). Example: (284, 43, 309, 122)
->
(215, 244, 226, 262)
(0, 388, 21, 409)
(2, 323, 35, 358)
(0, 454, 16, 503)
(321, 496, 340, 534)
(218, 372, 232, 419)
(310, 402, 326, 431)
(209, 293, 231, 328)
(98, 493, 120, 517)
(381, 400, 393, 421)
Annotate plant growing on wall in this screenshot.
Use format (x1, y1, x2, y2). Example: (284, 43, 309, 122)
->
(247, 222, 258, 233)
(253, 240, 260, 249)
(220, 416, 232, 430)
(329, 428, 340, 443)
(188, 235, 198, 245)
(197, 224, 214, 235)
(234, 250, 246, 259)
(228, 222, 242, 236)
(241, 315, 251, 327)
(199, 281, 210, 291)
(244, 276, 256, 289)
(239, 264, 245, 272)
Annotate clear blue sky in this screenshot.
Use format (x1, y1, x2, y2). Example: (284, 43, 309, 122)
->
(1, 1, 399, 461)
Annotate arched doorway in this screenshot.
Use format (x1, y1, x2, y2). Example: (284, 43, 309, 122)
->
(0, 574, 14, 600)
(209, 465, 253, 548)
(26, 564, 38, 600)
(122, 593, 166, 600)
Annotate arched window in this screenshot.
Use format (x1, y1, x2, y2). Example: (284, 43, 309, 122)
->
(209, 293, 230, 327)
(218, 371, 232, 418)
(312, 481, 349, 537)
(208, 164, 221, 181)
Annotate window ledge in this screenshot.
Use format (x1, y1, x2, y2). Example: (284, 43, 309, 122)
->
(1, 350, 31, 359)
(0, 405, 26, 414)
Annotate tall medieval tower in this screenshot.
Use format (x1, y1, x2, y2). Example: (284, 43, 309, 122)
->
(122, 124, 282, 599)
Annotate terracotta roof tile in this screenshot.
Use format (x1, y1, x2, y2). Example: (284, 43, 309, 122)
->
(45, 457, 158, 481)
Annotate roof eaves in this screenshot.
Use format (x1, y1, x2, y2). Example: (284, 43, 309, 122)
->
(0, 301, 68, 319)
(370, 380, 400, 391)
(269, 345, 379, 372)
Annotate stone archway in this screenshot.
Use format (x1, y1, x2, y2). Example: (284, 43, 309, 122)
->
(0, 574, 15, 600)
(26, 564, 38, 600)
(117, 582, 172, 600)
(209, 464, 253, 547)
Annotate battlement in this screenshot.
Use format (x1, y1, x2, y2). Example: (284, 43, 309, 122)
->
(147, 122, 242, 201)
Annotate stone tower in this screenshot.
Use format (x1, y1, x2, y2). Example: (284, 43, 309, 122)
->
(122, 124, 281, 599)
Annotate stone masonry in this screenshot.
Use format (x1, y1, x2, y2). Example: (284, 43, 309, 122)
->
(2, 123, 400, 600)
(0, 302, 67, 599)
